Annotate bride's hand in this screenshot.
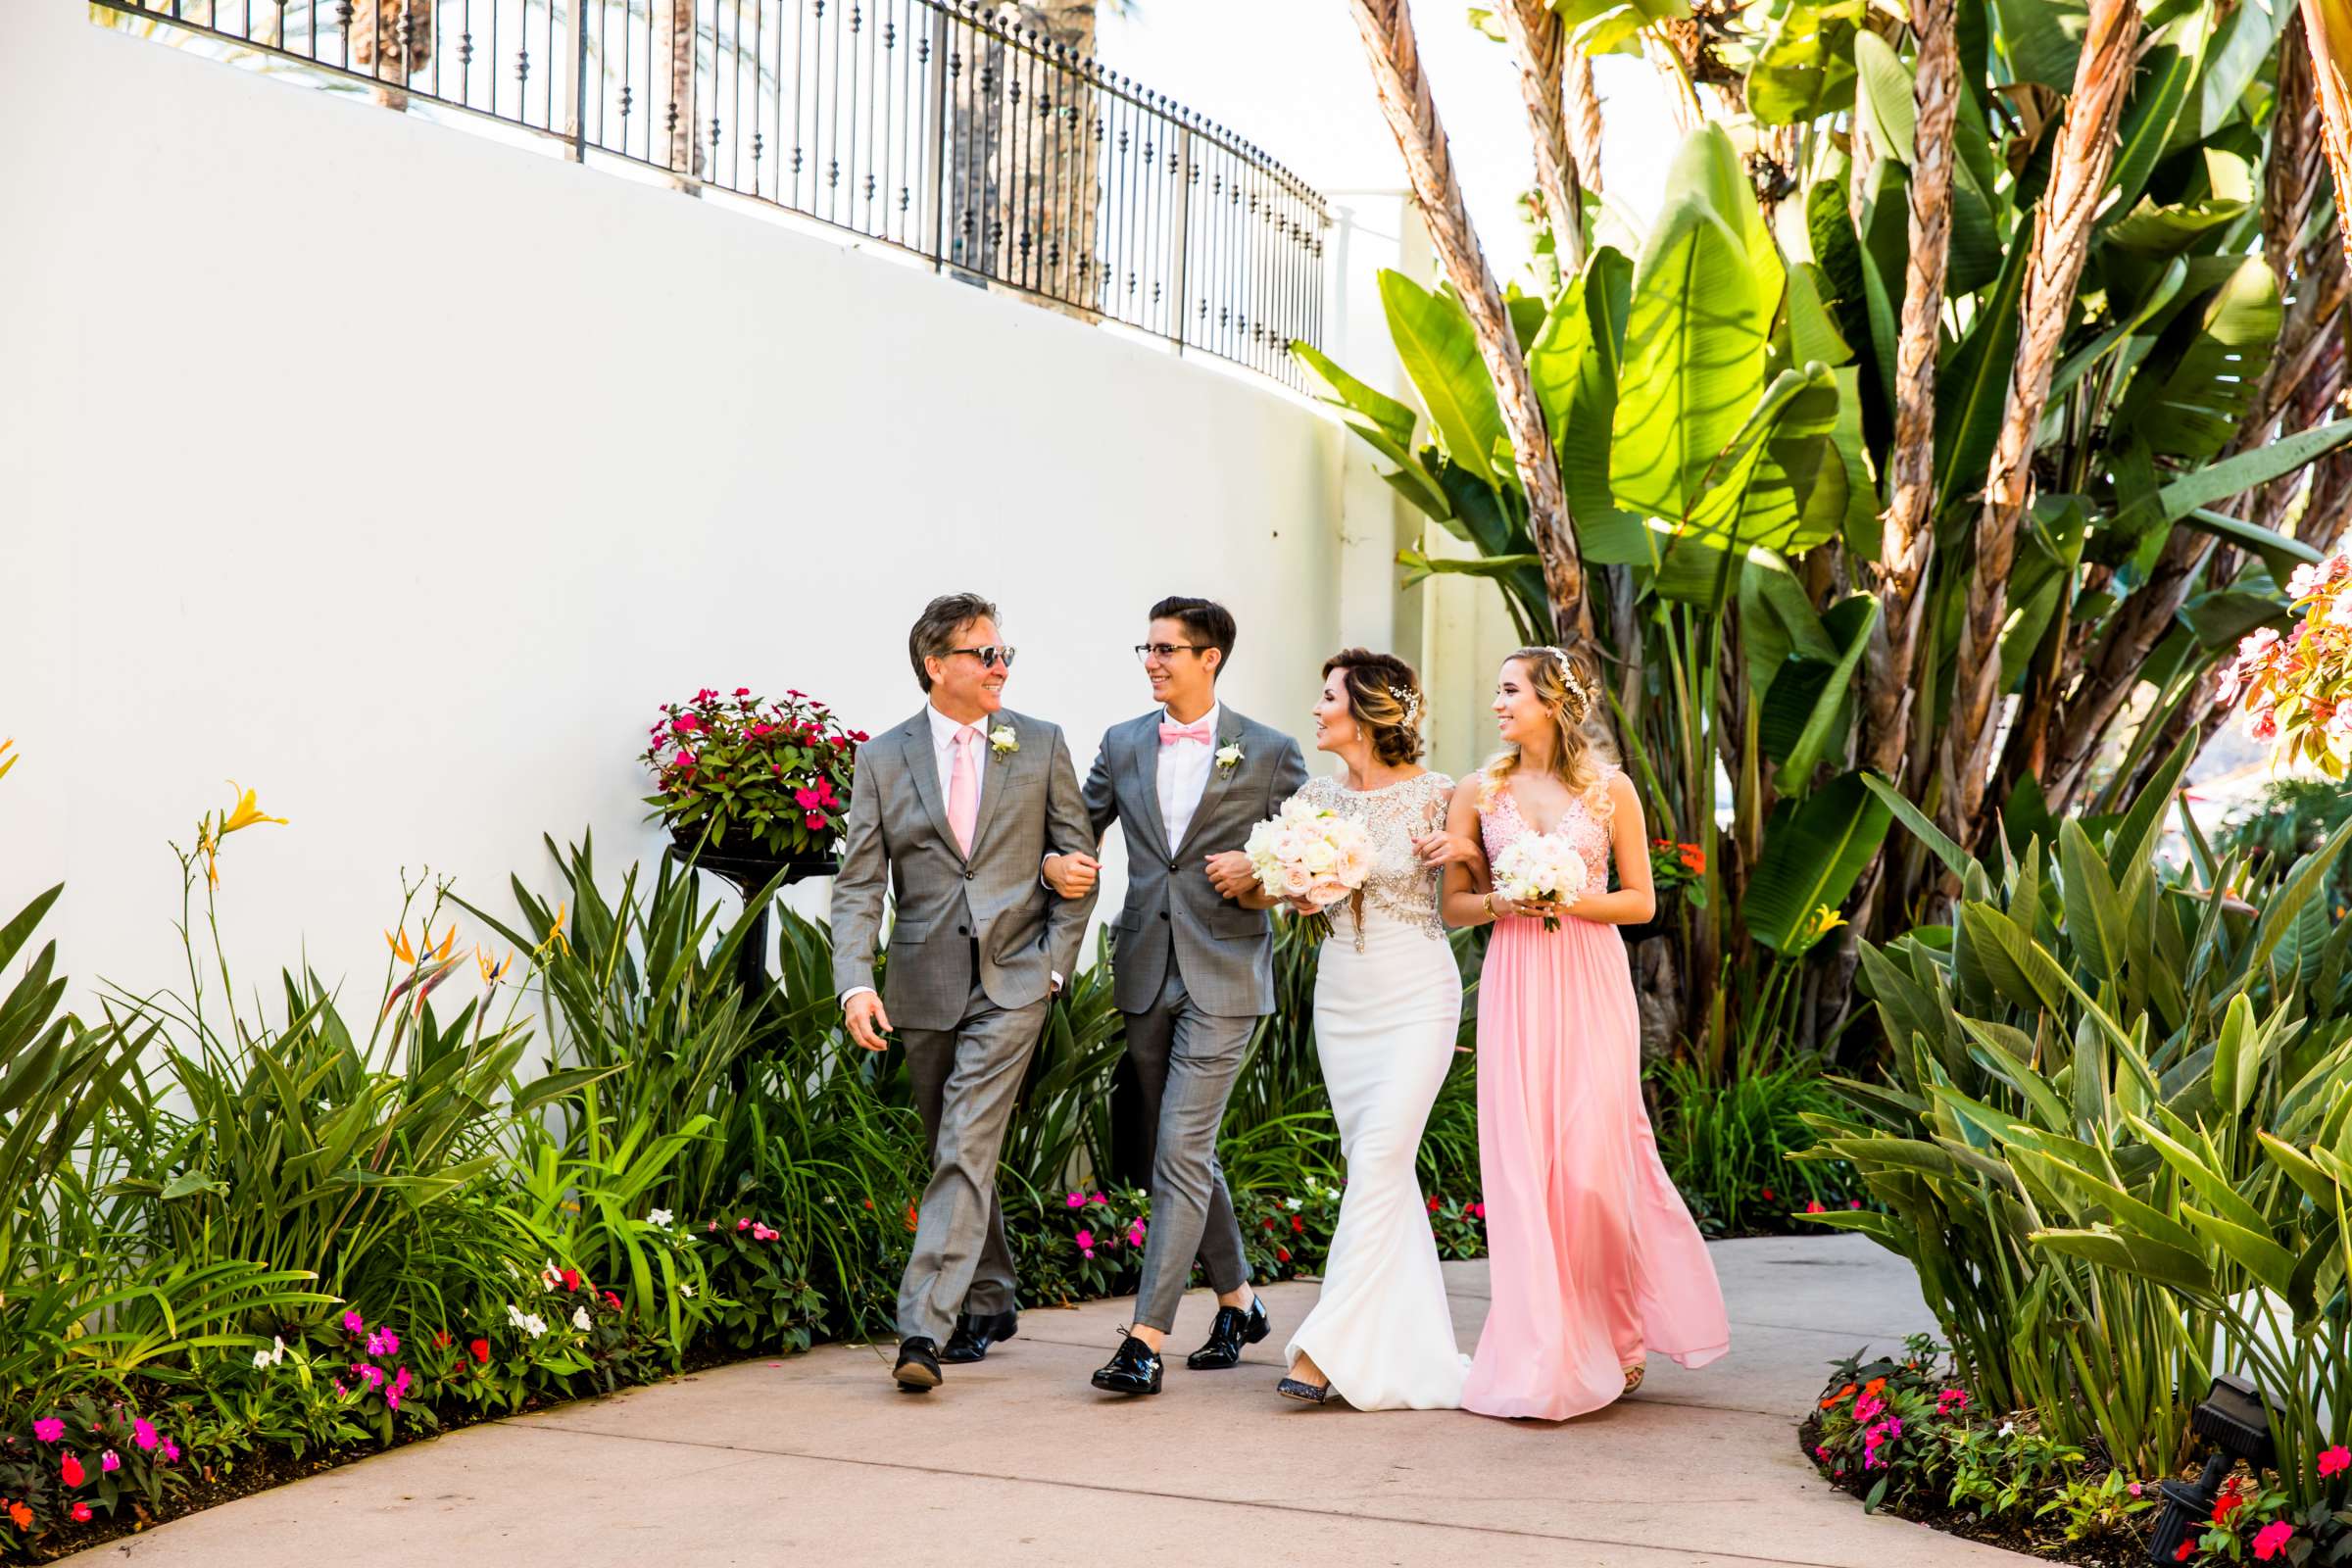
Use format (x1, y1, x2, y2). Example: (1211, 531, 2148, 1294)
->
(1284, 895, 1322, 916)
(1412, 830, 1479, 868)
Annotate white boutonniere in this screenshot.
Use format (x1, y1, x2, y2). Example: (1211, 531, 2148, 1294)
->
(1214, 742, 1244, 774)
(989, 724, 1019, 759)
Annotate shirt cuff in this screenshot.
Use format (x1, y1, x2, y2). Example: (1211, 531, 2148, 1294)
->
(840, 985, 876, 1006)
(1052, 972, 1064, 991)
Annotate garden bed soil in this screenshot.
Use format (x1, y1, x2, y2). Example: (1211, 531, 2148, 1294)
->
(1793, 1415, 2151, 1568)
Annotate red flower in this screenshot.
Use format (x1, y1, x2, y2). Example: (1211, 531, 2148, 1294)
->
(2213, 1482, 2246, 1523)
(694, 688, 717, 703)
(671, 715, 701, 735)
(560, 1267, 582, 1293)
(70, 1502, 92, 1523)
(1275, 1248, 1292, 1263)
(794, 787, 822, 809)
(468, 1339, 490, 1364)
(1805, 1200, 1826, 1213)
(5, 1501, 29, 1531)
(604, 1291, 624, 1311)
(2175, 1541, 2197, 1562)
(805, 811, 829, 830)
(60, 1452, 85, 1489)
(1290, 1214, 1304, 1233)
(733, 687, 752, 697)
(1427, 1196, 1441, 1212)
(1760, 1188, 1775, 1202)
(432, 1329, 453, 1350)
(1261, 1217, 1277, 1231)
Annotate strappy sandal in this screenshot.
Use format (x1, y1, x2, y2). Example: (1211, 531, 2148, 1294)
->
(1622, 1361, 1647, 1395)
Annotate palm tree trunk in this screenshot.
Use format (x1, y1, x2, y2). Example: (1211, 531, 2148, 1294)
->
(1498, 0, 1587, 275)
(1861, 0, 1959, 789)
(1937, 0, 2139, 854)
(2300, 1, 2352, 279)
(2039, 29, 2340, 809)
(1344, 0, 1592, 641)
(1566, 49, 1604, 195)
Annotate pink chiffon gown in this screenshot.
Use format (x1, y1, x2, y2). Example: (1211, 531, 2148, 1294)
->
(1462, 765, 1730, 1421)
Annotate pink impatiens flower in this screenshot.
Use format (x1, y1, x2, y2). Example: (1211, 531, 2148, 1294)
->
(131, 1418, 158, 1451)
(1936, 1389, 1968, 1417)
(161, 1439, 179, 1464)
(1065, 1193, 1085, 1208)
(2321, 1445, 2352, 1478)
(2254, 1521, 2295, 1560)
(31, 1418, 63, 1443)
(342, 1310, 365, 1334)
(1074, 1229, 1095, 1250)
(100, 1450, 121, 1475)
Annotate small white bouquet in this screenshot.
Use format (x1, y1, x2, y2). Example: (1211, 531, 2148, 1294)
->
(1491, 833, 1588, 932)
(1244, 797, 1373, 941)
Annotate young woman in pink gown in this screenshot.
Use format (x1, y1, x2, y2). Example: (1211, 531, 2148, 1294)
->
(1438, 646, 1729, 1421)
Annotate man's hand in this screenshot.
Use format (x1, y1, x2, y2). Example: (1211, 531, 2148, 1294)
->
(844, 990, 894, 1052)
(1043, 852, 1101, 900)
(1203, 850, 1257, 901)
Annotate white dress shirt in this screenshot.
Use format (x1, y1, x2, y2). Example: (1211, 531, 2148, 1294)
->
(1156, 702, 1221, 856)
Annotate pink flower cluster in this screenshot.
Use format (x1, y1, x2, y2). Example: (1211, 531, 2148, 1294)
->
(1935, 1388, 1967, 1418)
(2219, 552, 2352, 769)
(337, 1310, 416, 1412)
(1858, 1412, 1903, 1470)
(720, 1215, 783, 1243)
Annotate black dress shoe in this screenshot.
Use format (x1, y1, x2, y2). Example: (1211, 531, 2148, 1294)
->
(1186, 1296, 1271, 1370)
(893, 1337, 942, 1392)
(939, 1309, 1018, 1364)
(1090, 1334, 1164, 1396)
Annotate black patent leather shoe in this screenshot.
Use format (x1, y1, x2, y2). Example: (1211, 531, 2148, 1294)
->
(1089, 1334, 1164, 1396)
(1185, 1296, 1271, 1370)
(939, 1309, 1018, 1364)
(893, 1336, 943, 1392)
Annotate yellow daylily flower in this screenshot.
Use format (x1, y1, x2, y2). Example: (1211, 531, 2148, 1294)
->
(217, 782, 288, 838)
(1806, 905, 1847, 943)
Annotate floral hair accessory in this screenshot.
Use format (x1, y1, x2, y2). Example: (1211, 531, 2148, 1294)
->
(1388, 685, 1422, 727)
(1538, 646, 1591, 712)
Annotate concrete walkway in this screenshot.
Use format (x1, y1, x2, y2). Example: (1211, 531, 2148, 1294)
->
(85, 1236, 2033, 1567)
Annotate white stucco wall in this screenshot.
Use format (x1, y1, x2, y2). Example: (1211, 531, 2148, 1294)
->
(0, 5, 1396, 1004)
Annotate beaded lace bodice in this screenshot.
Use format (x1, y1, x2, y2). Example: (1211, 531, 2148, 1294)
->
(1293, 771, 1454, 945)
(1477, 764, 1619, 890)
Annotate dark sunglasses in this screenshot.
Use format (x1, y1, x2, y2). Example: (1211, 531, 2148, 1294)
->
(944, 645, 1017, 669)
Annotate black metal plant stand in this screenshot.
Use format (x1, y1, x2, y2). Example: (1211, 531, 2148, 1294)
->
(663, 838, 838, 1001)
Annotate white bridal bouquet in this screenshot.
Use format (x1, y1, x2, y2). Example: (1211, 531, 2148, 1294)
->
(1244, 798, 1373, 941)
(1491, 833, 1587, 932)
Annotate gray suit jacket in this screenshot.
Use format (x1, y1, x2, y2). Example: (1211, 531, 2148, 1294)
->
(1084, 706, 1309, 1017)
(831, 708, 1099, 1033)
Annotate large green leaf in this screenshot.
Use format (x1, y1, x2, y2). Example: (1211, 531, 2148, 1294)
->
(1764, 593, 1881, 794)
(1539, 248, 1641, 562)
(2115, 255, 2281, 465)
(1294, 340, 1416, 449)
(1745, 771, 1893, 952)
(2030, 1226, 2216, 1297)
(1612, 125, 1781, 525)
(1935, 228, 2033, 511)
(1989, 0, 2088, 90)
(1859, 770, 1989, 892)
(2115, 418, 2352, 535)
(2180, 507, 2323, 585)
(2198, 0, 2293, 137)
(2107, 15, 2205, 218)
(1379, 270, 1507, 495)
(1747, 0, 1866, 123)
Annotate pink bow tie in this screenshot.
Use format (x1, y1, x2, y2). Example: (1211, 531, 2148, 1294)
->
(1158, 720, 1214, 746)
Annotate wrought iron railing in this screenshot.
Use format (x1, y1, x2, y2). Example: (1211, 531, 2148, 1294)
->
(94, 0, 1331, 386)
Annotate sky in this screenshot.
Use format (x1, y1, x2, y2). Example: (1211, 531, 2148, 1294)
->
(1097, 0, 1685, 294)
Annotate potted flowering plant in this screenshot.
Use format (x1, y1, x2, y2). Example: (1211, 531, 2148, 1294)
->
(640, 687, 864, 869)
(1620, 836, 1705, 944)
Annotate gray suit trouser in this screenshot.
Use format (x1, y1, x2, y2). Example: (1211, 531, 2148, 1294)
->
(896, 966, 1051, 1346)
(1127, 963, 1256, 1333)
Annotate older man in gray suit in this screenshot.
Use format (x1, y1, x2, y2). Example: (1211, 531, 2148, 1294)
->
(1045, 596, 1309, 1396)
(833, 592, 1097, 1393)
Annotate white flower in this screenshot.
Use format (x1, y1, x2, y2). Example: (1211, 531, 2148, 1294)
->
(539, 1259, 563, 1291)
(1214, 743, 1244, 773)
(989, 724, 1019, 758)
(1285, 1198, 1301, 1211)
(502, 1258, 522, 1281)
(252, 1348, 271, 1369)
(648, 1207, 673, 1228)
(522, 1313, 547, 1338)
(679, 1282, 697, 1299)
(571, 1305, 593, 1332)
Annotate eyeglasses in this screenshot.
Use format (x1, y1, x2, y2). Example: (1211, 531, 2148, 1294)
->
(1135, 643, 1203, 662)
(944, 645, 1016, 669)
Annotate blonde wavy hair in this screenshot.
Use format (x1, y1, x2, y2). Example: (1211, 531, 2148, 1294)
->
(1484, 645, 1604, 800)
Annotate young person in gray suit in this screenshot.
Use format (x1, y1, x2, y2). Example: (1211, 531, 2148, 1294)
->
(1044, 597, 1310, 1396)
(832, 593, 1099, 1393)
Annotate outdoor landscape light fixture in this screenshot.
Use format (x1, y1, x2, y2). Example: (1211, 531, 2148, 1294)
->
(2148, 1374, 2277, 1563)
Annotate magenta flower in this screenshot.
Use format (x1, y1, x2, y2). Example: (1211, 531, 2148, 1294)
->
(31, 1418, 64, 1444)
(2254, 1521, 2295, 1560)
(162, 1440, 179, 1463)
(131, 1417, 159, 1451)
(1082, 1248, 1096, 1259)
(342, 1309, 365, 1334)
(737, 1217, 752, 1231)
(1074, 1229, 1095, 1250)
(1091, 1192, 1106, 1204)
(100, 1450, 121, 1474)
(1127, 1222, 1147, 1248)
(1065, 1193, 1085, 1209)
(2322, 1445, 2352, 1478)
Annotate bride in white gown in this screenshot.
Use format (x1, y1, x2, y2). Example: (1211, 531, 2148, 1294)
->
(1275, 651, 1474, 1410)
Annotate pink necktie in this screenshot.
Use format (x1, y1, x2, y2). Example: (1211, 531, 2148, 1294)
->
(947, 725, 980, 858)
(1158, 719, 1213, 746)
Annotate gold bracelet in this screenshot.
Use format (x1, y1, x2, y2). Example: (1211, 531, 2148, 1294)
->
(1483, 893, 1495, 920)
